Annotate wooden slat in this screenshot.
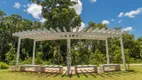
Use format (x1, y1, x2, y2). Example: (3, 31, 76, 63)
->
(63, 27, 67, 32)
(70, 27, 73, 32)
(13, 28, 124, 40)
(56, 27, 62, 32)
(43, 28, 50, 33)
(97, 28, 105, 33)
(79, 27, 87, 32)
(50, 28, 56, 33)
(86, 27, 93, 32)
(92, 28, 99, 32)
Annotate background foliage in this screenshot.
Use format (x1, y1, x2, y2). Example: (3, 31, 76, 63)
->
(0, 0, 142, 66)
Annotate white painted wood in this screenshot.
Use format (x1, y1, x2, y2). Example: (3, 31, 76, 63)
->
(50, 28, 56, 33)
(63, 27, 67, 32)
(70, 27, 73, 32)
(102, 29, 110, 33)
(86, 27, 93, 32)
(120, 36, 126, 71)
(76, 26, 80, 32)
(15, 37, 21, 71)
(35, 37, 106, 41)
(79, 27, 87, 32)
(67, 36, 71, 75)
(105, 38, 110, 64)
(19, 32, 121, 40)
(13, 28, 126, 43)
(43, 28, 51, 33)
(32, 40, 36, 65)
(92, 28, 99, 32)
(13, 28, 125, 39)
(97, 28, 105, 33)
(56, 27, 62, 32)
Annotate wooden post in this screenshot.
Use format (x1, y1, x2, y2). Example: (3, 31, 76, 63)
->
(15, 37, 21, 71)
(32, 40, 36, 65)
(120, 36, 126, 71)
(105, 38, 110, 64)
(67, 37, 71, 75)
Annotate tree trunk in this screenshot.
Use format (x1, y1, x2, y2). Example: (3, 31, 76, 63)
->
(57, 41, 60, 64)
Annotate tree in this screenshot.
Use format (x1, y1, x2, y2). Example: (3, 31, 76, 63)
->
(30, 0, 82, 64)
(0, 10, 6, 21)
(88, 22, 107, 29)
(89, 49, 105, 65)
(5, 44, 16, 65)
(137, 37, 142, 59)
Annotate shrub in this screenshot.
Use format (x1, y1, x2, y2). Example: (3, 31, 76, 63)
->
(35, 57, 44, 65)
(20, 58, 32, 65)
(0, 62, 9, 69)
(5, 45, 16, 65)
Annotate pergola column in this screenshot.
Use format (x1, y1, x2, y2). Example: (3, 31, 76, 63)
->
(105, 38, 110, 64)
(120, 36, 126, 71)
(15, 37, 21, 71)
(67, 37, 71, 75)
(32, 40, 36, 65)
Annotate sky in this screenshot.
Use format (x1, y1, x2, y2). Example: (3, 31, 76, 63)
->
(0, 0, 142, 38)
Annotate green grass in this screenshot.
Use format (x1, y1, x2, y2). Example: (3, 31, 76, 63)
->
(0, 66, 142, 80)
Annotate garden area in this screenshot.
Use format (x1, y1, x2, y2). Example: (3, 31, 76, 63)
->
(0, 0, 142, 80)
(0, 65, 142, 80)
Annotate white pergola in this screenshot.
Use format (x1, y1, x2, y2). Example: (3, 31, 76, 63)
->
(13, 27, 127, 75)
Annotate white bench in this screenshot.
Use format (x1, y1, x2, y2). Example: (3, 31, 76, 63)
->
(40, 65, 63, 73)
(75, 65, 98, 74)
(20, 64, 41, 72)
(99, 64, 121, 72)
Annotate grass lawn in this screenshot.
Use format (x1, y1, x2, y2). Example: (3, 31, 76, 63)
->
(0, 65, 142, 80)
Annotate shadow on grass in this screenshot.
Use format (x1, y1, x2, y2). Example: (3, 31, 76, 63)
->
(89, 73, 96, 78)
(80, 70, 88, 78)
(9, 69, 137, 79)
(98, 70, 136, 78)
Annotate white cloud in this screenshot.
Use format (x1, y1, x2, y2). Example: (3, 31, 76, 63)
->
(111, 19, 115, 22)
(122, 26, 132, 31)
(13, 2, 21, 9)
(23, 9, 26, 12)
(23, 5, 26, 8)
(71, 0, 82, 15)
(25, 1, 82, 22)
(102, 20, 110, 25)
(124, 8, 142, 18)
(27, 3, 42, 19)
(118, 20, 122, 23)
(40, 17, 47, 23)
(118, 12, 124, 17)
(91, 0, 97, 3)
(80, 22, 85, 30)
(118, 8, 142, 18)
(27, 4, 30, 7)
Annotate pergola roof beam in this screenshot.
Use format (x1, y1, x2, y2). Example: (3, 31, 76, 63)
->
(35, 37, 107, 41)
(79, 27, 87, 32)
(86, 27, 94, 32)
(50, 28, 56, 33)
(56, 27, 62, 32)
(92, 28, 99, 32)
(70, 27, 73, 32)
(20, 32, 121, 39)
(63, 27, 67, 32)
(13, 27, 126, 40)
